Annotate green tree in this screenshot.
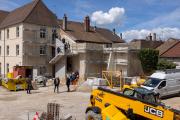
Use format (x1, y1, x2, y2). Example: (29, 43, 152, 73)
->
(138, 48, 159, 74)
(157, 59, 176, 70)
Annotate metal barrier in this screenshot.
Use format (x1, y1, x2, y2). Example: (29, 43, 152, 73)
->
(47, 103, 60, 120)
(102, 70, 123, 91)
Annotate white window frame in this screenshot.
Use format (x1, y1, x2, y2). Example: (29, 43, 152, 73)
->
(16, 26, 19, 37)
(40, 28, 46, 38)
(6, 63, 9, 73)
(7, 29, 9, 39)
(6, 45, 9, 56)
(0, 46, 1, 56)
(16, 44, 19, 56)
(0, 31, 1, 40)
(40, 46, 46, 55)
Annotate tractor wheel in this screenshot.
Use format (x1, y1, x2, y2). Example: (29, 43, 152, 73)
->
(85, 110, 102, 120)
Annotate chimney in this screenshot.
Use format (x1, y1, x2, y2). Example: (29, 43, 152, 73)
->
(94, 26, 97, 31)
(120, 33, 122, 39)
(84, 16, 90, 32)
(63, 14, 67, 31)
(153, 33, 156, 41)
(113, 28, 116, 35)
(149, 33, 152, 41)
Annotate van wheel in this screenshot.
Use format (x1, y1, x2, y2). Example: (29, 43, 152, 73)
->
(86, 110, 102, 120)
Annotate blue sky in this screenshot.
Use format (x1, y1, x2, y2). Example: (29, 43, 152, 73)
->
(1, 0, 180, 40)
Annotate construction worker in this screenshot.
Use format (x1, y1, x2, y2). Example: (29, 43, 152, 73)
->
(54, 77, 60, 93)
(26, 77, 32, 94)
(66, 75, 71, 92)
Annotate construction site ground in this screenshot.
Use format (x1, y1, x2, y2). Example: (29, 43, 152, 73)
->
(0, 85, 180, 120)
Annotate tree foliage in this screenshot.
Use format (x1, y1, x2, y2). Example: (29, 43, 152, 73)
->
(157, 59, 176, 70)
(138, 48, 159, 74)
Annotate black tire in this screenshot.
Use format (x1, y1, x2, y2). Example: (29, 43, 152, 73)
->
(85, 110, 102, 120)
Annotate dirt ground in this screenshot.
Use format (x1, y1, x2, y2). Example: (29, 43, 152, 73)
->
(0, 85, 90, 120)
(0, 85, 180, 120)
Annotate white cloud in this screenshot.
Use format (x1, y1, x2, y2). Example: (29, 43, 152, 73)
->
(0, 0, 19, 11)
(122, 27, 180, 41)
(134, 8, 180, 29)
(91, 7, 125, 25)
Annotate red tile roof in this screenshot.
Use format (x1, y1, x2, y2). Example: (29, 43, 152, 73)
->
(0, 10, 9, 24)
(161, 41, 180, 58)
(59, 20, 124, 44)
(156, 38, 179, 55)
(0, 0, 58, 28)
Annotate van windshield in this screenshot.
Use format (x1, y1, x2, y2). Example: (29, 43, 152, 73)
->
(143, 78, 162, 87)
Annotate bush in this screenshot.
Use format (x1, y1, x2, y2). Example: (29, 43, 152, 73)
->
(157, 59, 176, 70)
(138, 48, 159, 74)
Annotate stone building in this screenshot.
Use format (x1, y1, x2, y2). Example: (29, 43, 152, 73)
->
(0, 0, 59, 77)
(156, 38, 180, 68)
(50, 15, 143, 82)
(130, 33, 163, 49)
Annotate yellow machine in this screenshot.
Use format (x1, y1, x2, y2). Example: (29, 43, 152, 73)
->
(2, 66, 32, 91)
(2, 78, 27, 91)
(86, 87, 180, 120)
(102, 71, 146, 91)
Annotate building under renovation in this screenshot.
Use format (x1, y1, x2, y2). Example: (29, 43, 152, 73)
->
(0, 0, 59, 77)
(50, 15, 143, 82)
(0, 0, 143, 80)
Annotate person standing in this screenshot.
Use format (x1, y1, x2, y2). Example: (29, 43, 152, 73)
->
(26, 77, 32, 94)
(54, 77, 60, 93)
(66, 75, 71, 92)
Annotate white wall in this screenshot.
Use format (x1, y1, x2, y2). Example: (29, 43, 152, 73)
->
(0, 24, 23, 76)
(55, 57, 66, 83)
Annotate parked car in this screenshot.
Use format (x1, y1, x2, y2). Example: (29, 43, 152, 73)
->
(34, 76, 49, 86)
(141, 69, 180, 98)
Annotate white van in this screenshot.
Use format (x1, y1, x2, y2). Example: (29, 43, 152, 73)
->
(141, 69, 180, 98)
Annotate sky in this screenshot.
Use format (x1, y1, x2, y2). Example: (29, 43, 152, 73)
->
(0, 0, 180, 41)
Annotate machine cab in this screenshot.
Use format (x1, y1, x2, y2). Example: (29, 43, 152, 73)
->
(123, 87, 160, 103)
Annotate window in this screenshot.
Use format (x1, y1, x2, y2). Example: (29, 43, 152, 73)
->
(39, 66, 46, 75)
(158, 81, 166, 89)
(52, 29, 57, 43)
(7, 29, 9, 39)
(0, 46, 1, 56)
(6, 63, 9, 73)
(123, 88, 134, 96)
(16, 27, 19, 37)
(40, 28, 46, 38)
(105, 44, 112, 48)
(143, 78, 162, 87)
(0, 63, 1, 75)
(40, 46, 46, 55)
(6, 45, 9, 55)
(16, 45, 19, 56)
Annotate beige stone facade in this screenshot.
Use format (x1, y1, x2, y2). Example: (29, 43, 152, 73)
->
(0, 0, 59, 77)
(0, 24, 23, 76)
(51, 40, 143, 83)
(0, 23, 58, 76)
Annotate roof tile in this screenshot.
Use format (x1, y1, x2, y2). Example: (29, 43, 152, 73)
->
(59, 20, 124, 44)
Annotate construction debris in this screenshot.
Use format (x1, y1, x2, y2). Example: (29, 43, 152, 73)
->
(77, 77, 108, 92)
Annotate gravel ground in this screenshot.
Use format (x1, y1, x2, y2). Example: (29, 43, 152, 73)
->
(0, 85, 179, 120)
(0, 86, 90, 120)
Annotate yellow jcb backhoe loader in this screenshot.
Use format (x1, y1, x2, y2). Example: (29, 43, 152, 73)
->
(86, 87, 180, 120)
